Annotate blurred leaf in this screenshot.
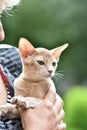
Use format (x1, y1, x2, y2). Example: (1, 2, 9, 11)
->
(64, 87, 87, 129)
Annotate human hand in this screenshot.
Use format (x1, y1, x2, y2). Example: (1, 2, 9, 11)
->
(20, 89, 66, 130)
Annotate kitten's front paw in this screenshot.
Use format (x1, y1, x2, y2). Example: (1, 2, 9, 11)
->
(11, 96, 42, 109)
(24, 97, 42, 108)
(11, 96, 26, 108)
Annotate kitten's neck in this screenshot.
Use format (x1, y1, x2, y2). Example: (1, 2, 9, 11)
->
(20, 73, 50, 83)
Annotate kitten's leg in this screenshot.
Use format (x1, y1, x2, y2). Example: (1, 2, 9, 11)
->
(0, 103, 19, 120)
(23, 97, 42, 108)
(11, 96, 42, 109)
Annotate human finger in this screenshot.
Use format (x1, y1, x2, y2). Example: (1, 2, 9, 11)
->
(57, 109, 65, 122)
(53, 94, 64, 114)
(56, 94, 64, 107)
(57, 122, 66, 130)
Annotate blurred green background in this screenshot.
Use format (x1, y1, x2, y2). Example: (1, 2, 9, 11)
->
(1, 0, 87, 129)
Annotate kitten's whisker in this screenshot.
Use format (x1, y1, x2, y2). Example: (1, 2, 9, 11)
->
(52, 70, 64, 83)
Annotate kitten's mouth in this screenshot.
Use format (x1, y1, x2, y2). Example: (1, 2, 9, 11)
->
(37, 72, 53, 78)
(44, 73, 53, 78)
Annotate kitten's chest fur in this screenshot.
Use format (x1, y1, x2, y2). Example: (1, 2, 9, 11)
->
(14, 75, 55, 99)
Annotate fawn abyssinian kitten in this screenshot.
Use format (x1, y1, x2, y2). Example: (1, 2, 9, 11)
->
(0, 38, 68, 119)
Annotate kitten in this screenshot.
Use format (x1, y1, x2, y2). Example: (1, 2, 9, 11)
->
(0, 38, 68, 120)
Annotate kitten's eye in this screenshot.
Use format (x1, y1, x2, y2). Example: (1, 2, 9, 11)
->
(37, 60, 45, 65)
(52, 62, 56, 66)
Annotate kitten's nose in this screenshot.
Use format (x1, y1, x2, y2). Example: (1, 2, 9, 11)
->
(48, 70, 53, 74)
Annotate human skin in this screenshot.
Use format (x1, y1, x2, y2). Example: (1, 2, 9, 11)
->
(0, 75, 7, 105)
(0, 20, 5, 41)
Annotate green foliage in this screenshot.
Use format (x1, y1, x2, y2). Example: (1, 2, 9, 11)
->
(64, 87, 87, 130)
(66, 127, 82, 130)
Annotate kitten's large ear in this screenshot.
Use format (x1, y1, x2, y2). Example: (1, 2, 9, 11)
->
(19, 37, 36, 57)
(52, 43, 69, 61)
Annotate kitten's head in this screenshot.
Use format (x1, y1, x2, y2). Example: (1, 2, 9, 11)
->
(18, 38, 68, 81)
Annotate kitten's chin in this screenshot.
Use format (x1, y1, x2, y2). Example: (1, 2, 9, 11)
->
(42, 74, 53, 79)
